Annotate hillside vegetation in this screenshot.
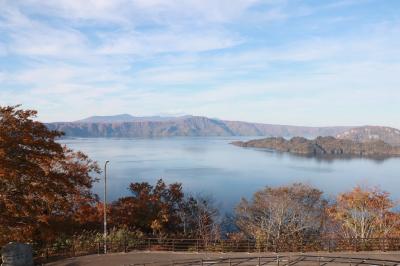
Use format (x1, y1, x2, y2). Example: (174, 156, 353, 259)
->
(232, 136, 400, 157)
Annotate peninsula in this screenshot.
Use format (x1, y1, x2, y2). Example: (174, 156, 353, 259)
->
(231, 136, 400, 157)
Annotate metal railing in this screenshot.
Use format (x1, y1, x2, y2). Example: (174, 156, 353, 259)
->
(126, 255, 400, 266)
(33, 237, 400, 264)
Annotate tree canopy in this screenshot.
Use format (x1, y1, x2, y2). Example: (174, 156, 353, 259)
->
(0, 105, 100, 245)
(110, 179, 219, 240)
(235, 183, 326, 246)
(328, 186, 400, 239)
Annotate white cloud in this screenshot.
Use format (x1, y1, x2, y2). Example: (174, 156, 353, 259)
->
(11, 29, 86, 57)
(97, 30, 241, 55)
(12, 0, 262, 24)
(0, 6, 88, 57)
(7, 0, 129, 25)
(0, 0, 399, 128)
(134, 67, 220, 85)
(1, 0, 246, 59)
(8, 64, 132, 86)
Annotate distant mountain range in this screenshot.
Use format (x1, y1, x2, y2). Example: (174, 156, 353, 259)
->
(47, 114, 350, 138)
(47, 114, 400, 145)
(75, 114, 192, 123)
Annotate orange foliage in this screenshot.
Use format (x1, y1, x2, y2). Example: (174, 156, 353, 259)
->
(0, 105, 100, 245)
(328, 186, 400, 238)
(110, 179, 184, 237)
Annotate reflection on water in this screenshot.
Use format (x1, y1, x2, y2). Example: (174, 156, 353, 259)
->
(287, 165, 334, 173)
(251, 147, 394, 164)
(60, 137, 400, 210)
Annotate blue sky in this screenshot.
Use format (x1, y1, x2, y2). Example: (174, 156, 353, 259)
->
(0, 0, 399, 127)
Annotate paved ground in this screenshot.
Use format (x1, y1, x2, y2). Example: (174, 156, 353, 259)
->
(46, 251, 400, 266)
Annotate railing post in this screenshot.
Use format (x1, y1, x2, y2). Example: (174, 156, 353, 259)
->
(247, 240, 250, 253)
(354, 238, 358, 252)
(383, 238, 386, 252)
(172, 239, 175, 252)
(97, 242, 100, 255)
(328, 239, 331, 253)
(196, 239, 199, 252)
(72, 238, 75, 257)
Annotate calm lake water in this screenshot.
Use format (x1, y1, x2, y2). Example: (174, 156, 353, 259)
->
(61, 137, 400, 210)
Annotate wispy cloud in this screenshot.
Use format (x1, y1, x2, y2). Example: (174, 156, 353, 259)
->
(0, 0, 399, 128)
(96, 30, 241, 55)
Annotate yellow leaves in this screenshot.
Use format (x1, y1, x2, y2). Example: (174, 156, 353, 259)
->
(161, 213, 169, 223)
(328, 186, 399, 238)
(151, 219, 162, 232)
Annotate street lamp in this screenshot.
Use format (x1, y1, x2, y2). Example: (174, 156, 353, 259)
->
(104, 160, 110, 254)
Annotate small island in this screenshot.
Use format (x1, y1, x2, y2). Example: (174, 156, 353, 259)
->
(231, 136, 400, 158)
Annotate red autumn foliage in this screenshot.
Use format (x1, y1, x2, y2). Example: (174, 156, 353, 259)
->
(0, 105, 100, 245)
(110, 179, 185, 236)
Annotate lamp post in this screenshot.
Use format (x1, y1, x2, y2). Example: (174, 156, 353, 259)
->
(104, 160, 110, 254)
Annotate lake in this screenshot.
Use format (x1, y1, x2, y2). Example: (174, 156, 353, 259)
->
(61, 137, 400, 211)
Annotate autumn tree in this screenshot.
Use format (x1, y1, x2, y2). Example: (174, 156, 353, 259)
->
(235, 183, 326, 249)
(110, 179, 221, 240)
(178, 195, 220, 242)
(0, 105, 100, 245)
(328, 186, 400, 239)
(110, 179, 184, 237)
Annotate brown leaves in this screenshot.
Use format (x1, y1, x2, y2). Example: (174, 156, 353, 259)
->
(110, 179, 219, 240)
(0, 105, 99, 245)
(111, 179, 185, 237)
